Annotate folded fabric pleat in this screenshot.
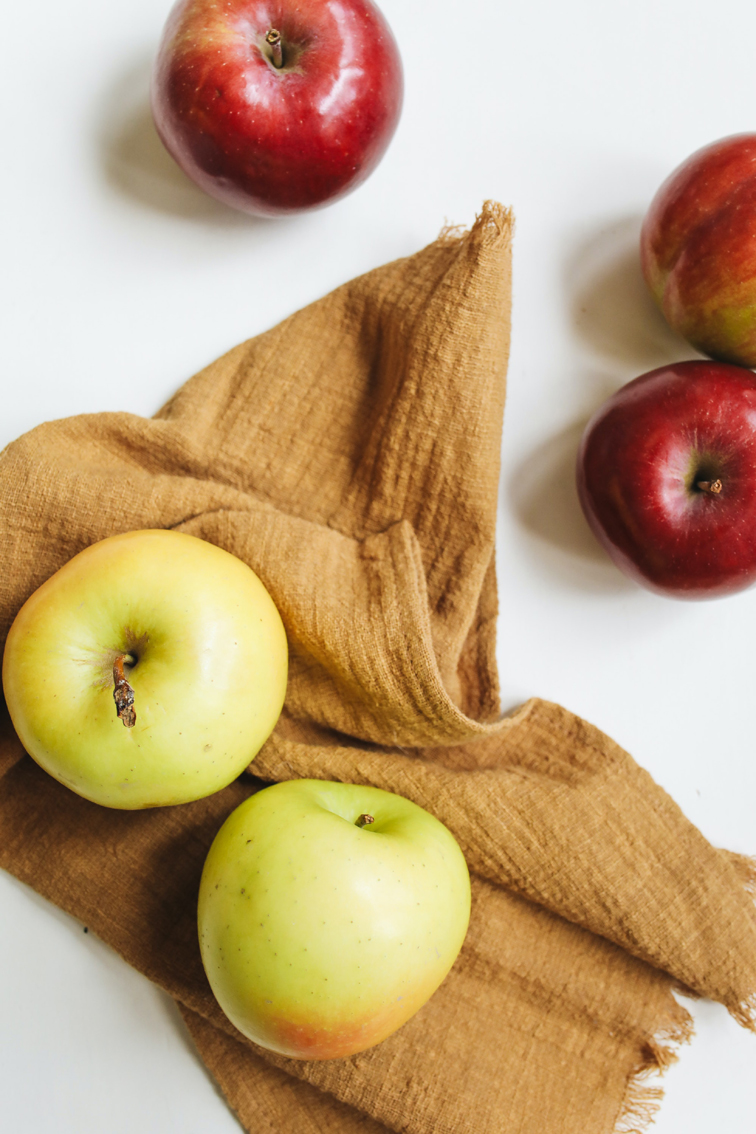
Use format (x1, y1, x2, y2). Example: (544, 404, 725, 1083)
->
(1, 203, 754, 1134)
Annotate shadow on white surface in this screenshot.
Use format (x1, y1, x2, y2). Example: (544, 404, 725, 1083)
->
(508, 214, 705, 591)
(97, 57, 274, 229)
(508, 418, 635, 594)
(0, 869, 244, 1133)
(158, 989, 244, 1119)
(566, 214, 696, 373)
(642, 991, 756, 1130)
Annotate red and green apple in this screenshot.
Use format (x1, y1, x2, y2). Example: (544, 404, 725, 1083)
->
(641, 133, 756, 366)
(2, 530, 288, 808)
(198, 779, 471, 1059)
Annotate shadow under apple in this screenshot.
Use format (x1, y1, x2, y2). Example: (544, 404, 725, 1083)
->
(566, 214, 697, 372)
(509, 215, 705, 592)
(507, 420, 636, 595)
(97, 58, 273, 228)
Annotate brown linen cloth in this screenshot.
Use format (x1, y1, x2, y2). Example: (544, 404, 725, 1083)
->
(1, 202, 755, 1134)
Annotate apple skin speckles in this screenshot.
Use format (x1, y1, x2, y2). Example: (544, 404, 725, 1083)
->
(2, 529, 288, 808)
(151, 0, 403, 216)
(577, 360, 756, 598)
(198, 779, 470, 1059)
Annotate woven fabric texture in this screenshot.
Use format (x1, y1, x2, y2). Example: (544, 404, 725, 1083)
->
(1, 202, 754, 1134)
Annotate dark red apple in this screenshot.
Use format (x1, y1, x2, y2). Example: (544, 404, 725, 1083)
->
(151, 0, 403, 216)
(640, 134, 756, 367)
(577, 360, 756, 599)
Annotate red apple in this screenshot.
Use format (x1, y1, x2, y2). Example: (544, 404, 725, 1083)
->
(576, 360, 756, 599)
(640, 134, 756, 366)
(150, 0, 403, 216)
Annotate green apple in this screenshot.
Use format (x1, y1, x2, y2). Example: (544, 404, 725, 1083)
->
(2, 530, 287, 808)
(198, 779, 471, 1060)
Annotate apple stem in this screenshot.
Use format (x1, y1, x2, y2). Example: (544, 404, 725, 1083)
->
(113, 653, 136, 728)
(696, 478, 723, 495)
(355, 813, 375, 828)
(265, 29, 284, 68)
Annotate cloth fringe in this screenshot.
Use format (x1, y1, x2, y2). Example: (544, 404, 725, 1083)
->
(726, 853, 756, 1032)
(438, 200, 514, 245)
(614, 1007, 695, 1134)
(617, 853, 756, 1132)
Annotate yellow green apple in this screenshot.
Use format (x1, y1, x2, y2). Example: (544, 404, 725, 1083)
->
(2, 530, 288, 808)
(198, 779, 471, 1060)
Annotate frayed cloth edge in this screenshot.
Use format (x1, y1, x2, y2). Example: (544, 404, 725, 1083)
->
(613, 1005, 695, 1134)
(723, 852, 756, 1032)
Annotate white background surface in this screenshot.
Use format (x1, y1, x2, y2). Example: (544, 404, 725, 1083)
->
(1, 0, 755, 1129)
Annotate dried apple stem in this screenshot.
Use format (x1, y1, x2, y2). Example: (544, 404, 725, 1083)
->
(113, 653, 136, 728)
(266, 28, 284, 68)
(696, 478, 723, 494)
(355, 813, 375, 828)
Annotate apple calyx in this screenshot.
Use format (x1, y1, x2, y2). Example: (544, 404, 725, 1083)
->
(696, 478, 723, 494)
(264, 29, 284, 69)
(113, 654, 136, 728)
(355, 813, 375, 828)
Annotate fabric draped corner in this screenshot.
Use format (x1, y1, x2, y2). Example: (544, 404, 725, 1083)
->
(1, 202, 755, 1134)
